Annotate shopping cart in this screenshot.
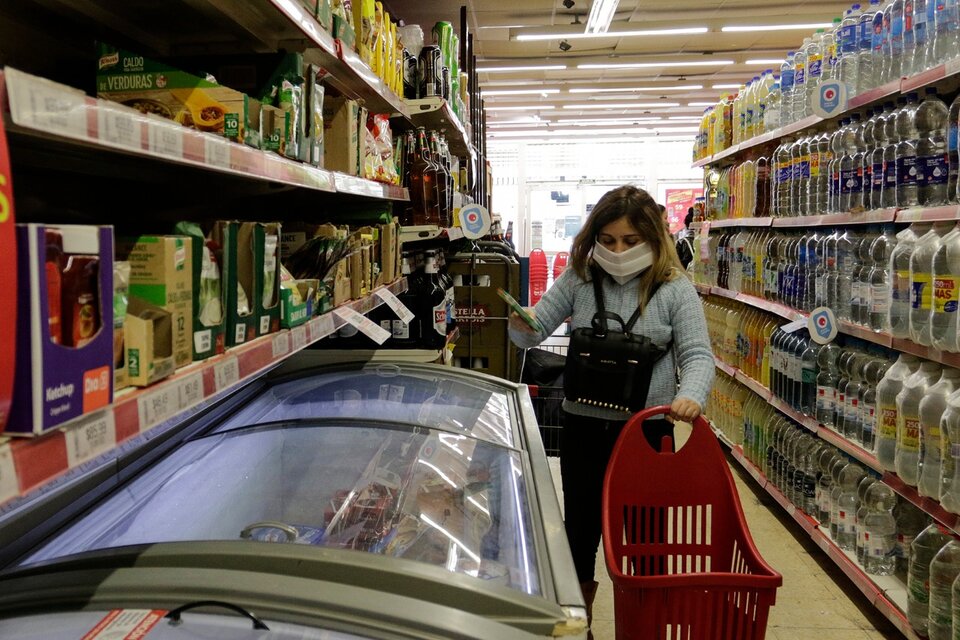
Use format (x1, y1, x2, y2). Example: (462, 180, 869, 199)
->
(602, 406, 783, 640)
(522, 343, 568, 457)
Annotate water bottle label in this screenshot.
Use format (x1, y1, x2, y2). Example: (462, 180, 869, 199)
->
(864, 408, 876, 434)
(894, 269, 911, 301)
(880, 405, 898, 438)
(892, 17, 904, 53)
(841, 168, 862, 194)
(859, 21, 873, 50)
(920, 154, 949, 185)
(868, 540, 896, 558)
(800, 156, 811, 179)
(841, 25, 858, 54)
(897, 155, 919, 187)
(781, 69, 795, 91)
(873, 162, 886, 189)
(873, 13, 886, 51)
(871, 284, 891, 313)
(901, 416, 922, 451)
(951, 442, 960, 457)
(934, 277, 959, 313)
(810, 152, 821, 177)
(949, 126, 958, 153)
(777, 165, 793, 184)
(885, 159, 899, 188)
(914, 20, 927, 45)
(838, 510, 855, 533)
(906, 2, 915, 33)
(795, 63, 806, 85)
(809, 56, 823, 78)
(912, 272, 932, 311)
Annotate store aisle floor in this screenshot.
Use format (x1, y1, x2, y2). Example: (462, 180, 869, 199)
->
(547, 422, 903, 640)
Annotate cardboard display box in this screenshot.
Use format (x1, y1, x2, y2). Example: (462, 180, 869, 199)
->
(10, 225, 114, 436)
(280, 279, 319, 329)
(323, 96, 361, 176)
(125, 296, 176, 387)
(214, 221, 258, 347)
(254, 222, 282, 337)
(118, 235, 193, 369)
(174, 222, 226, 362)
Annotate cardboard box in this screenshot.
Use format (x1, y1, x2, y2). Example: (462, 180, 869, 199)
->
(255, 222, 282, 337)
(323, 96, 361, 176)
(174, 222, 226, 362)
(119, 236, 194, 368)
(96, 43, 260, 147)
(125, 296, 176, 387)
(280, 279, 319, 329)
(214, 221, 257, 347)
(10, 225, 114, 436)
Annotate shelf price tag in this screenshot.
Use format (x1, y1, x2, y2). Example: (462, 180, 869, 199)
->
(375, 288, 415, 324)
(0, 443, 19, 505)
(138, 386, 177, 432)
(204, 136, 231, 169)
(97, 104, 140, 150)
(147, 119, 184, 159)
(63, 410, 117, 468)
(5, 67, 88, 140)
(176, 372, 204, 411)
(291, 325, 308, 351)
(312, 313, 336, 340)
(213, 356, 240, 392)
(272, 333, 290, 359)
(334, 307, 391, 345)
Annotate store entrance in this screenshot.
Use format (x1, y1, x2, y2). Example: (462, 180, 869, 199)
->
(520, 181, 630, 257)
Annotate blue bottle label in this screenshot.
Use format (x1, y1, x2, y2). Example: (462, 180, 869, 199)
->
(841, 168, 861, 194)
(897, 155, 919, 186)
(873, 162, 885, 188)
(796, 65, 806, 85)
(800, 159, 811, 179)
(842, 25, 859, 54)
(892, 17, 904, 54)
(809, 58, 823, 78)
(920, 154, 949, 185)
(860, 20, 873, 49)
(874, 13, 886, 51)
(781, 69, 795, 90)
(949, 126, 958, 152)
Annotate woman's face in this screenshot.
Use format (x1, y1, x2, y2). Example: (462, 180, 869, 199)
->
(596, 216, 644, 254)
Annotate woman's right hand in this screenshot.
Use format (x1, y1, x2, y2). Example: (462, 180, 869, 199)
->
(509, 309, 539, 334)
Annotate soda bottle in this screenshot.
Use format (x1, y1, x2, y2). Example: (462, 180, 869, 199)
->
(897, 361, 943, 485)
(919, 368, 960, 498)
(916, 88, 950, 207)
(863, 482, 899, 575)
(918, 531, 960, 638)
(939, 387, 960, 513)
(877, 354, 922, 467)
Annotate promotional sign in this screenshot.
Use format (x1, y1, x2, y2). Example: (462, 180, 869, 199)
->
(812, 81, 848, 119)
(808, 307, 838, 344)
(0, 70, 17, 433)
(458, 204, 491, 240)
(665, 188, 703, 235)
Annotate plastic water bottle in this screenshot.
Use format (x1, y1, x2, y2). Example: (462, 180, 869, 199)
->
(862, 360, 890, 448)
(780, 52, 796, 124)
(912, 222, 955, 345)
(830, 120, 849, 212)
(823, 18, 843, 84)
(836, 463, 867, 549)
(806, 33, 825, 116)
(870, 103, 894, 210)
(890, 223, 928, 337)
(793, 40, 810, 122)
(896, 92, 922, 208)
(939, 387, 960, 512)
(861, 108, 881, 211)
(876, 356, 922, 467)
(931, 224, 960, 352)
(869, 226, 897, 332)
(840, 5, 863, 93)
(917, 88, 950, 207)
(918, 368, 960, 498)
(908, 524, 953, 635)
(948, 95, 960, 203)
(817, 449, 839, 524)
(903, 0, 918, 76)
(891, 0, 908, 79)
(896, 361, 943, 485)
(765, 79, 782, 132)
(881, 1, 896, 84)
(913, 0, 932, 75)
(863, 482, 899, 574)
(933, 0, 960, 65)
(871, 1, 889, 88)
(860, 0, 883, 93)
(816, 342, 841, 426)
(927, 538, 960, 639)
(883, 98, 907, 208)
(856, 475, 879, 561)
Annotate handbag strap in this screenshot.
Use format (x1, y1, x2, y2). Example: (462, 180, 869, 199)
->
(591, 265, 664, 333)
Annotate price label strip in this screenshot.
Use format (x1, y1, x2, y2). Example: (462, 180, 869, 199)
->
(97, 104, 140, 150)
(0, 443, 19, 505)
(375, 288, 415, 324)
(5, 67, 88, 140)
(147, 118, 184, 159)
(334, 307, 392, 345)
(311, 313, 336, 341)
(291, 325, 308, 351)
(213, 356, 240, 392)
(63, 410, 117, 468)
(137, 372, 204, 432)
(272, 332, 290, 359)
(204, 135, 231, 169)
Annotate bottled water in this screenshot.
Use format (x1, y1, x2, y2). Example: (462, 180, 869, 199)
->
(861, 108, 881, 211)
(890, 223, 928, 337)
(932, 224, 960, 352)
(904, 0, 918, 76)
(793, 39, 810, 121)
(918, 368, 960, 498)
(896, 361, 943, 485)
(829, 121, 848, 212)
(949, 95, 960, 203)
(912, 0, 932, 75)
(859, 0, 883, 93)
(878, 355, 917, 468)
(852, 231, 876, 324)
(843, 355, 866, 440)
(780, 52, 796, 124)
(794, 135, 812, 215)
(810, 130, 831, 213)
(806, 32, 825, 115)
(939, 387, 960, 512)
(765, 79, 782, 132)
(774, 139, 794, 215)
(868, 225, 897, 332)
(881, 1, 896, 83)
(927, 539, 960, 639)
(933, 0, 960, 64)
(911, 222, 955, 345)
(835, 463, 866, 549)
(863, 482, 899, 575)
(839, 5, 863, 93)
(871, 1, 889, 89)
(897, 500, 930, 579)
(891, 0, 907, 80)
(856, 475, 879, 562)
(870, 103, 894, 210)
(908, 524, 953, 635)
(816, 342, 842, 426)
(823, 18, 844, 84)
(837, 228, 861, 320)
(852, 115, 869, 212)
(817, 449, 839, 525)
(883, 98, 907, 208)
(861, 360, 890, 449)
(896, 92, 922, 208)
(917, 88, 950, 207)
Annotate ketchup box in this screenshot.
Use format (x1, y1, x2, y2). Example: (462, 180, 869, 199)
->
(10, 224, 114, 436)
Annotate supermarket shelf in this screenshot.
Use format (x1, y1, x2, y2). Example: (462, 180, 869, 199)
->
(714, 357, 737, 377)
(882, 472, 960, 534)
(401, 97, 475, 161)
(895, 205, 960, 223)
(721, 442, 921, 640)
(839, 321, 894, 348)
(732, 370, 772, 402)
(847, 78, 905, 109)
(0, 278, 408, 511)
(819, 208, 899, 225)
(771, 216, 823, 227)
(693, 217, 773, 228)
(698, 206, 952, 229)
(891, 338, 960, 368)
(1, 68, 409, 202)
(901, 57, 960, 93)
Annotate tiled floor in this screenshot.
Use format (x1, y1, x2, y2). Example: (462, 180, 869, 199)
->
(547, 421, 903, 640)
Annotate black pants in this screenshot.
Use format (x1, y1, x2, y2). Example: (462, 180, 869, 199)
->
(560, 411, 674, 583)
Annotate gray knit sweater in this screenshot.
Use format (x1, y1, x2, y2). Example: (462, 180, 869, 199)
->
(510, 268, 715, 420)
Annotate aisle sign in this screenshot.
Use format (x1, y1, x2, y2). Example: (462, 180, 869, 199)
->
(813, 81, 848, 119)
(458, 204, 491, 240)
(808, 306, 838, 344)
(0, 70, 17, 433)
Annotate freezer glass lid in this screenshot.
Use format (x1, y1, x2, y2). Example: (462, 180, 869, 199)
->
(23, 420, 541, 595)
(214, 365, 515, 448)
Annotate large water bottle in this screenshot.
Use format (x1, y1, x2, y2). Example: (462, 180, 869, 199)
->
(862, 360, 890, 448)
(927, 538, 960, 639)
(829, 121, 849, 212)
(897, 500, 931, 580)
(871, 1, 889, 88)
(880, 1, 896, 84)
(917, 87, 950, 206)
(903, 0, 919, 76)
(896, 92, 922, 208)
(863, 482, 899, 574)
(861, 108, 881, 211)
(870, 103, 894, 210)
(883, 98, 907, 207)
(931, 224, 960, 351)
(940, 388, 960, 512)
(891, 0, 908, 79)
(780, 52, 796, 124)
(948, 95, 960, 203)
(933, 0, 960, 65)
(804, 34, 824, 119)
(908, 524, 953, 635)
(912, 222, 955, 345)
(838, 229, 861, 319)
(836, 463, 867, 549)
(765, 79, 782, 133)
(859, 0, 883, 93)
(823, 18, 844, 84)
(912, 0, 932, 75)
(918, 368, 960, 498)
(890, 223, 929, 336)
(839, 5, 864, 92)
(793, 40, 810, 122)
(869, 225, 897, 332)
(896, 361, 943, 485)
(852, 115, 869, 212)
(856, 475, 879, 561)
(774, 140, 793, 215)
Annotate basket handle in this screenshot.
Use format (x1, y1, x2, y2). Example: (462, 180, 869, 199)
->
(619, 404, 714, 455)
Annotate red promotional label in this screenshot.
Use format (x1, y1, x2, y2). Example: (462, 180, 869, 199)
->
(0, 71, 17, 433)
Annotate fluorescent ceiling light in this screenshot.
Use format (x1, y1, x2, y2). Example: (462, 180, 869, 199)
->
(481, 88, 561, 96)
(688, 102, 718, 107)
(668, 116, 704, 121)
(556, 117, 664, 124)
(569, 84, 702, 93)
(563, 102, 680, 109)
(745, 59, 786, 65)
(478, 64, 567, 72)
(516, 27, 708, 41)
(712, 83, 743, 89)
(578, 60, 733, 69)
(488, 121, 550, 128)
(586, 0, 620, 33)
(722, 23, 832, 32)
(485, 105, 557, 111)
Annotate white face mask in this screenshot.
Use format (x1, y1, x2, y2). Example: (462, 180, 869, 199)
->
(592, 241, 655, 284)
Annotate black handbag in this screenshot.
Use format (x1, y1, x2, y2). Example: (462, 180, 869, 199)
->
(563, 268, 671, 413)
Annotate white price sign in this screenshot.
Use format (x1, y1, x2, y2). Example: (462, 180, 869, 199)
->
(138, 386, 177, 432)
(97, 105, 140, 150)
(0, 443, 19, 505)
(213, 356, 240, 392)
(375, 288, 415, 324)
(334, 307, 392, 345)
(291, 325, 308, 351)
(177, 372, 204, 410)
(5, 67, 88, 139)
(312, 313, 336, 340)
(63, 410, 117, 468)
(148, 120, 184, 159)
(272, 332, 290, 358)
(204, 136, 231, 169)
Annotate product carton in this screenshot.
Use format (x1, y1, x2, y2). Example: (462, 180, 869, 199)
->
(332, 14, 357, 50)
(323, 96, 361, 176)
(173, 222, 226, 362)
(124, 296, 176, 387)
(10, 225, 114, 436)
(281, 279, 319, 329)
(118, 236, 194, 368)
(214, 221, 258, 347)
(254, 222, 282, 337)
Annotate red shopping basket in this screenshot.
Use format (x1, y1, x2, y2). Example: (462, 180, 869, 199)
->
(602, 406, 782, 640)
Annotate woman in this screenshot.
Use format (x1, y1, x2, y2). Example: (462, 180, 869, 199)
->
(508, 185, 714, 630)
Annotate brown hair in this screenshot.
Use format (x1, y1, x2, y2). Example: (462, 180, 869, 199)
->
(571, 185, 684, 313)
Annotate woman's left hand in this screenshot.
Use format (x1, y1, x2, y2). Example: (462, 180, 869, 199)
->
(670, 398, 702, 423)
